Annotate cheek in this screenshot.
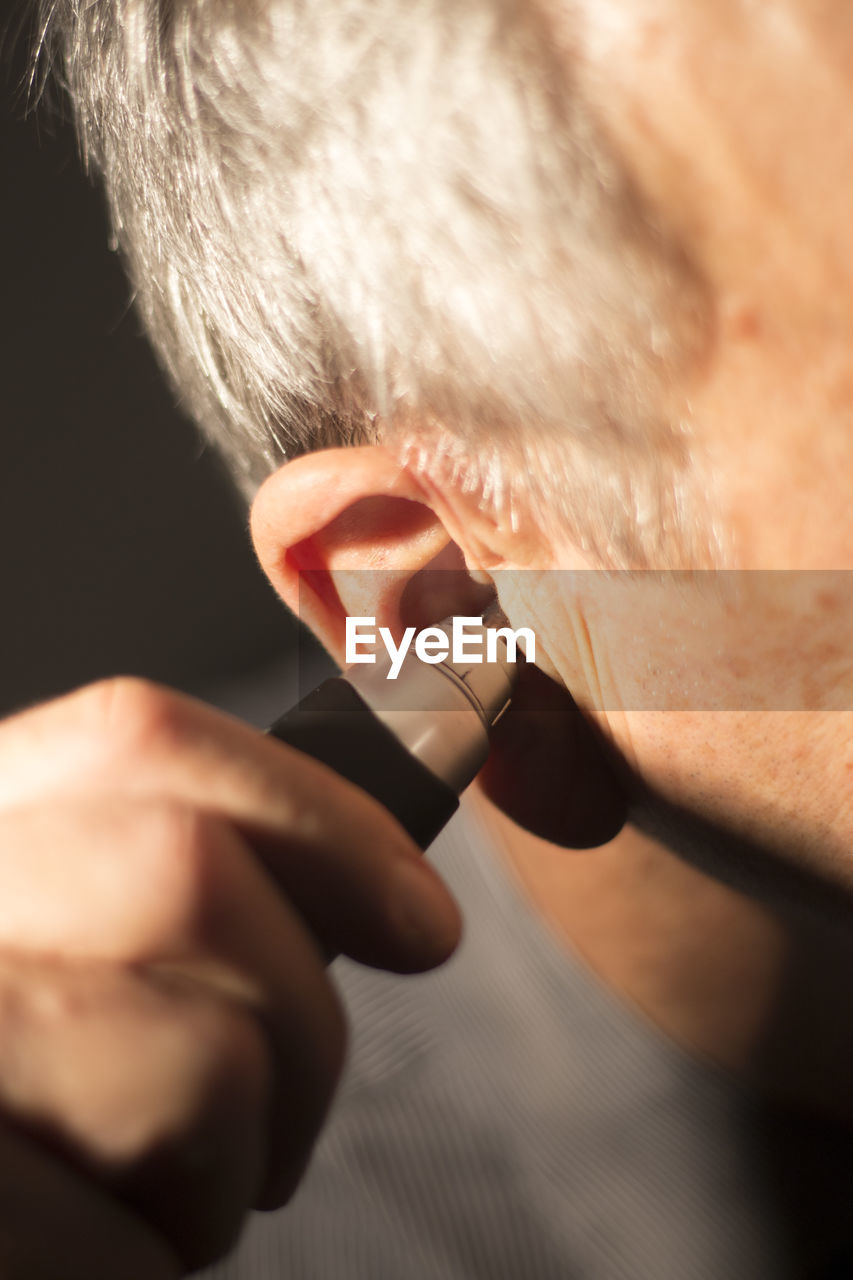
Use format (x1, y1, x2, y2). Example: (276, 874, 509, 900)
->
(518, 570, 853, 863)
(623, 707, 853, 894)
(536, 574, 853, 717)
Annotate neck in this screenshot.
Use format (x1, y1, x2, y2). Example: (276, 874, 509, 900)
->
(468, 785, 853, 1125)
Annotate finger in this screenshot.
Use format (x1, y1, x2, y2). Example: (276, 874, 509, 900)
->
(0, 679, 462, 970)
(0, 954, 270, 1270)
(0, 1114, 179, 1280)
(0, 788, 450, 984)
(0, 801, 350, 1212)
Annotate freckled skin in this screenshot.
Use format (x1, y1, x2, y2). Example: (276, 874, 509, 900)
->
(485, 0, 853, 903)
(439, 2, 853, 1118)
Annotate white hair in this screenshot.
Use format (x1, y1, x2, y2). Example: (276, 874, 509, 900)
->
(38, 0, 715, 566)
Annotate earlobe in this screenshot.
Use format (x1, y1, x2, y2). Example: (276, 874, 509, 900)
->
(250, 446, 484, 662)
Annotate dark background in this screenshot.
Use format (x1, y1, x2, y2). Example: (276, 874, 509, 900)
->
(1, 15, 303, 720)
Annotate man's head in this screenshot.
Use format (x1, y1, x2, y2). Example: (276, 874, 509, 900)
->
(43, 0, 853, 907)
(45, 0, 718, 567)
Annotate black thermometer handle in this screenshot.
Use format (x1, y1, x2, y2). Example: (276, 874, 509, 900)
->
(268, 677, 459, 850)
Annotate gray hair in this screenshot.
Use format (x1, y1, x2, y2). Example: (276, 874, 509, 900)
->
(38, 0, 716, 566)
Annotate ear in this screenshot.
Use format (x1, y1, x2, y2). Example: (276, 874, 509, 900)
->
(250, 445, 493, 663)
(252, 442, 627, 847)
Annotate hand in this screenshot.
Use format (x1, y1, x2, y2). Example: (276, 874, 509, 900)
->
(0, 678, 461, 1276)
